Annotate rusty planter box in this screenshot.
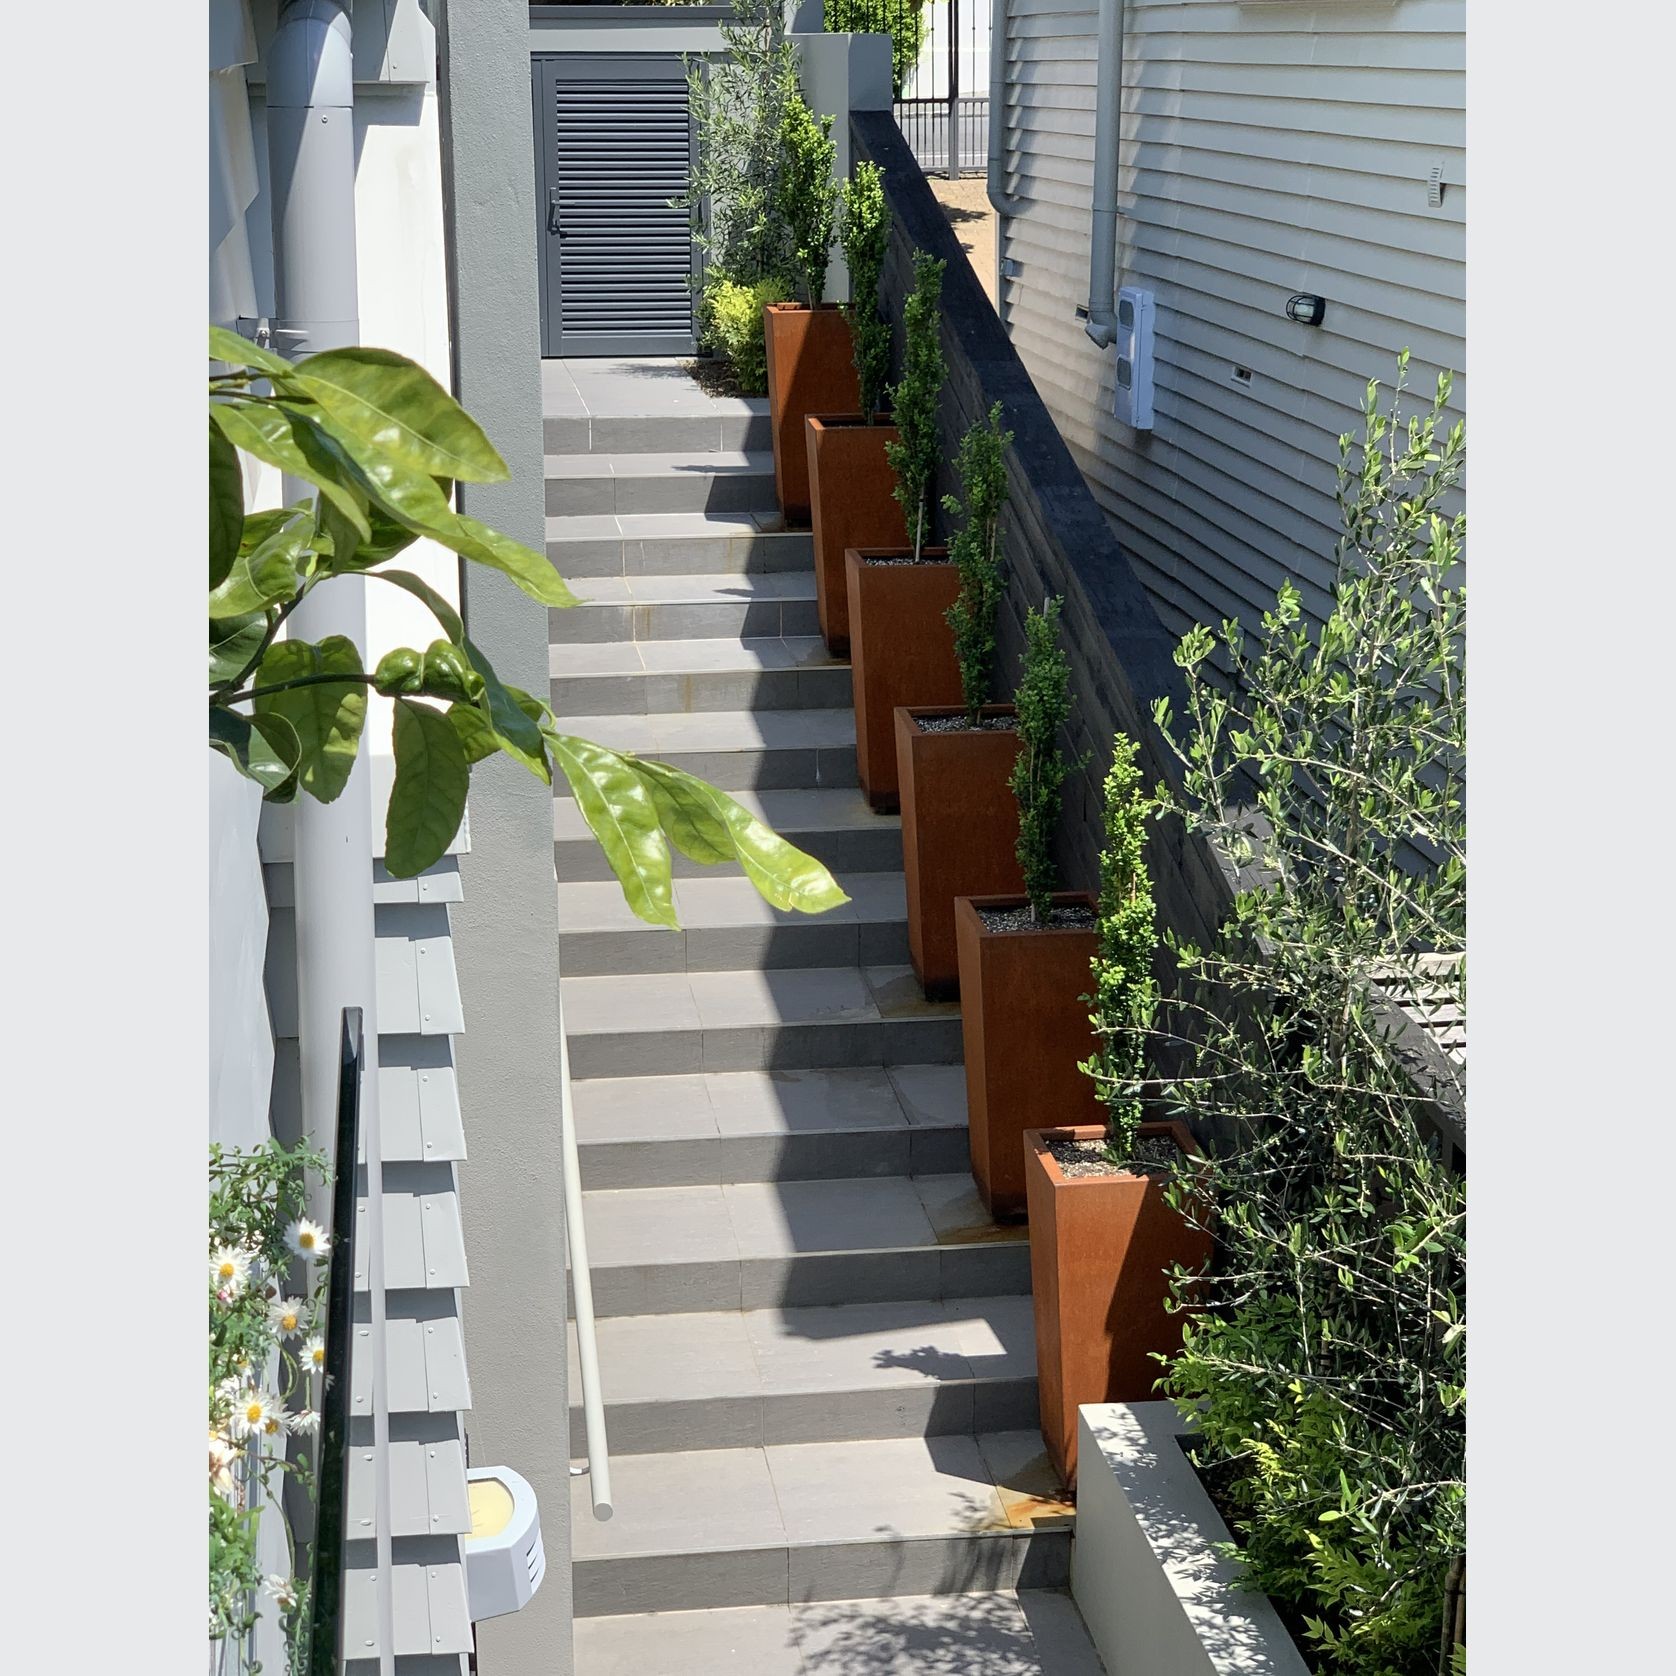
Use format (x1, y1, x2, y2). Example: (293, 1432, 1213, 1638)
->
(805, 414, 905, 655)
(764, 304, 858, 526)
(845, 547, 960, 813)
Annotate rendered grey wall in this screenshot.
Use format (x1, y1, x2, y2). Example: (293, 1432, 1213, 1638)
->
(434, 2, 575, 1670)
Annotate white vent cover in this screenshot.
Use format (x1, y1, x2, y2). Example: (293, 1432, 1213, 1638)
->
(464, 1465, 545, 1622)
(1111, 286, 1157, 431)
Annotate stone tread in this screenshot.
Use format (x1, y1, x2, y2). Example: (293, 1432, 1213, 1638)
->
(546, 448, 776, 481)
(549, 706, 854, 756)
(559, 870, 905, 937)
(561, 570, 817, 606)
(556, 787, 894, 846)
(573, 1590, 1106, 1676)
(548, 509, 800, 544)
(551, 634, 843, 681)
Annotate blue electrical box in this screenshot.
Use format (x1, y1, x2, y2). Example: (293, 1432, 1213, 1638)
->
(1111, 286, 1156, 431)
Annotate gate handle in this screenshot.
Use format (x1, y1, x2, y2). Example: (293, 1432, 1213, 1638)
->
(547, 188, 562, 237)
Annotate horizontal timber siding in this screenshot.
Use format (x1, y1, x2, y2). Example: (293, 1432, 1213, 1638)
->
(998, 0, 1466, 643)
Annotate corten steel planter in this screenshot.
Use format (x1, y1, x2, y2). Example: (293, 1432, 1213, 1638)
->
(954, 892, 1104, 1221)
(805, 415, 906, 655)
(764, 304, 858, 526)
(845, 547, 960, 814)
(896, 707, 1025, 1000)
(1024, 1122, 1212, 1487)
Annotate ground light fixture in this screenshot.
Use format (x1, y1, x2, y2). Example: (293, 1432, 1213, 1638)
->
(464, 1464, 546, 1621)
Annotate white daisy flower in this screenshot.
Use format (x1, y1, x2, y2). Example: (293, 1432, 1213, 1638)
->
(209, 1432, 240, 1496)
(285, 1219, 330, 1261)
(288, 1408, 321, 1437)
(263, 1574, 299, 1612)
(227, 1386, 281, 1441)
(268, 1296, 308, 1339)
(209, 1245, 252, 1295)
(302, 1335, 328, 1375)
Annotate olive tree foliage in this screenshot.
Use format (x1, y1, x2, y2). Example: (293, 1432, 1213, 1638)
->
(942, 403, 1011, 724)
(1152, 357, 1466, 1676)
(208, 327, 848, 927)
(883, 252, 947, 558)
(1008, 597, 1077, 924)
(1078, 738, 1157, 1164)
(839, 162, 892, 420)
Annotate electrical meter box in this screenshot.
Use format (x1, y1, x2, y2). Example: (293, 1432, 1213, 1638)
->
(1111, 286, 1156, 430)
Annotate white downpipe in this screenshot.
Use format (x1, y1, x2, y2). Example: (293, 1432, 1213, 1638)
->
(1085, 0, 1126, 347)
(985, 0, 1027, 218)
(559, 1002, 613, 1520)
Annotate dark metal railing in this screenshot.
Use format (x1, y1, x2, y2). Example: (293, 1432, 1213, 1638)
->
(307, 1007, 364, 1676)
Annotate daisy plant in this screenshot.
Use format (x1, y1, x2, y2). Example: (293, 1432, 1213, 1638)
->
(208, 1139, 330, 1666)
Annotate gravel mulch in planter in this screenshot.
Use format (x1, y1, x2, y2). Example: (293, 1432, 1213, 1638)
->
(863, 552, 946, 565)
(917, 714, 1020, 734)
(978, 902, 1097, 934)
(1046, 1133, 1181, 1179)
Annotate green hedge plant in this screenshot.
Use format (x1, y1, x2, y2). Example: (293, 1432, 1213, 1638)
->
(781, 89, 837, 307)
(823, 0, 928, 100)
(943, 402, 1011, 725)
(884, 252, 947, 558)
(701, 273, 794, 394)
(209, 326, 848, 930)
(1153, 355, 1466, 1676)
(839, 161, 891, 420)
(1008, 597, 1077, 924)
(1079, 737, 1157, 1165)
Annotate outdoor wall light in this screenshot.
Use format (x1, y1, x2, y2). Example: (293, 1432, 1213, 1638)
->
(1285, 293, 1328, 327)
(464, 1464, 545, 1621)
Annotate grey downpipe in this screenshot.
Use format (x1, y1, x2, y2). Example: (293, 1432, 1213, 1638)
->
(267, 6, 395, 1673)
(1084, 0, 1125, 347)
(986, 0, 1027, 217)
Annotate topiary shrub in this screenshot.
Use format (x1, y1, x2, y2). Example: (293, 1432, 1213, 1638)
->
(943, 402, 1011, 724)
(1153, 354, 1466, 1676)
(884, 252, 947, 557)
(1079, 737, 1157, 1165)
(839, 161, 891, 420)
(700, 273, 795, 395)
(781, 90, 837, 307)
(1008, 597, 1076, 924)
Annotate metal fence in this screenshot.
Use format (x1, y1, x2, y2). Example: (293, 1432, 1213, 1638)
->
(824, 0, 990, 176)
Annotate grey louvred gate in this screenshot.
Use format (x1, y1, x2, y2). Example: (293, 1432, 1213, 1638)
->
(533, 54, 697, 357)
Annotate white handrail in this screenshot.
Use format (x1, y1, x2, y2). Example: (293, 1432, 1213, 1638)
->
(558, 1000, 613, 1520)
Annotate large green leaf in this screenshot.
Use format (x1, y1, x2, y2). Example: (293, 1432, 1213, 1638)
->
(210, 400, 372, 543)
(210, 613, 269, 687)
(546, 731, 677, 928)
(270, 402, 578, 608)
(210, 421, 245, 590)
(447, 702, 502, 765)
(387, 699, 470, 877)
(209, 324, 295, 379)
(286, 347, 509, 484)
(252, 636, 368, 804)
(371, 568, 465, 644)
(209, 707, 301, 795)
(318, 501, 417, 573)
(209, 510, 310, 616)
(635, 759, 850, 915)
(464, 646, 550, 783)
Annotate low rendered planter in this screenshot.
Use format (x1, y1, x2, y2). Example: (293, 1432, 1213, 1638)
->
(896, 707, 1025, 1001)
(845, 547, 960, 814)
(1071, 1401, 1312, 1676)
(955, 894, 1103, 1222)
(1024, 1123, 1212, 1487)
(805, 415, 905, 655)
(764, 305, 858, 526)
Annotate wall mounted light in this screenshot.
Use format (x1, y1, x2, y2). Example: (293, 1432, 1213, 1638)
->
(1285, 293, 1327, 327)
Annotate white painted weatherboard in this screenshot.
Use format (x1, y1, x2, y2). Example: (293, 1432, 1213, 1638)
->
(997, 0, 1465, 643)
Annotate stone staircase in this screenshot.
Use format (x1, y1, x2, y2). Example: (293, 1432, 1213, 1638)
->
(544, 359, 1104, 1675)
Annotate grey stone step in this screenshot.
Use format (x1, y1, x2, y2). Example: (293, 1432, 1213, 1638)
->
(550, 571, 820, 644)
(567, 1295, 1037, 1456)
(570, 1432, 1072, 1616)
(549, 708, 857, 793)
(551, 636, 851, 717)
(573, 1065, 967, 1191)
(547, 513, 813, 583)
(561, 965, 962, 1081)
(558, 872, 909, 978)
(571, 1172, 1028, 1318)
(546, 450, 778, 517)
(556, 788, 901, 884)
(544, 409, 772, 458)
(573, 1590, 1107, 1675)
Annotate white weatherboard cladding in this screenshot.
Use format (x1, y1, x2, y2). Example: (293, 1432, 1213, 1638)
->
(998, 0, 1466, 643)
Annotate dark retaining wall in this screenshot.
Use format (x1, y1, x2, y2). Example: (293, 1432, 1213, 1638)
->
(852, 111, 1465, 1159)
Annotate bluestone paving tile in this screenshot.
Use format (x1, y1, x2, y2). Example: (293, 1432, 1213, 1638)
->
(573, 1310, 758, 1404)
(916, 1174, 1028, 1247)
(689, 967, 876, 1032)
(791, 1591, 1049, 1675)
(575, 1604, 803, 1676)
(944, 1296, 1039, 1381)
(705, 1068, 906, 1135)
(570, 1445, 785, 1559)
(887, 1063, 968, 1127)
(571, 1073, 718, 1143)
(743, 1299, 976, 1393)
(723, 1177, 936, 1257)
(583, 1184, 736, 1269)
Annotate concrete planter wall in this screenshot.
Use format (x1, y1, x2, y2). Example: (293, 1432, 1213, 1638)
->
(1072, 1402, 1312, 1676)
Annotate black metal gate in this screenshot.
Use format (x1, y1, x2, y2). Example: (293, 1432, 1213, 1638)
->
(824, 0, 989, 177)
